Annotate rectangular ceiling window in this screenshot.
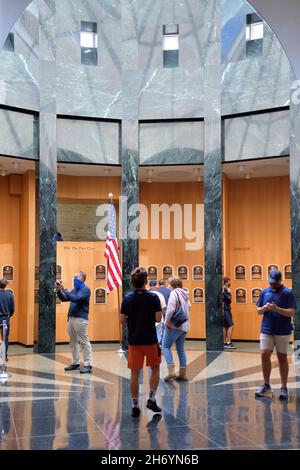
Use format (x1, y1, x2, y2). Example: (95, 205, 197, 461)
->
(246, 13, 264, 57)
(3, 33, 14, 52)
(163, 24, 179, 68)
(80, 21, 98, 66)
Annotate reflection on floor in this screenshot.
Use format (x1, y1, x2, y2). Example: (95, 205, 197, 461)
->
(0, 347, 300, 450)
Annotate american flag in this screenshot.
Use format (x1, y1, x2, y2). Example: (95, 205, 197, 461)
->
(104, 201, 122, 292)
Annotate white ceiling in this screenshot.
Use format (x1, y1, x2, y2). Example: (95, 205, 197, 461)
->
(0, 156, 289, 181)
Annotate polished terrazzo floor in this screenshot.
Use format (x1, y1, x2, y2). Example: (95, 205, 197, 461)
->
(1, 345, 300, 450)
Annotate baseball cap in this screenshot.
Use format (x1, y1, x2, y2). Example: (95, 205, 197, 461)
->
(149, 280, 157, 287)
(268, 269, 282, 283)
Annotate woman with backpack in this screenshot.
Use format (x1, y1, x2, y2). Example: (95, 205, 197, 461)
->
(162, 276, 191, 381)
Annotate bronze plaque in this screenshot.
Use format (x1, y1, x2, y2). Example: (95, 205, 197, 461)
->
(235, 265, 246, 280)
(251, 265, 263, 280)
(284, 264, 292, 280)
(268, 264, 279, 275)
(236, 288, 247, 304)
(2, 265, 14, 281)
(56, 265, 62, 281)
(193, 265, 203, 281)
(95, 288, 106, 305)
(252, 288, 262, 304)
(193, 288, 204, 304)
(178, 265, 188, 280)
(163, 266, 173, 281)
(35, 266, 39, 281)
(34, 289, 39, 304)
(95, 264, 106, 280)
(147, 266, 157, 281)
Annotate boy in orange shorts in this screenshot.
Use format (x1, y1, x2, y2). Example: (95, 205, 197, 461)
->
(120, 267, 162, 417)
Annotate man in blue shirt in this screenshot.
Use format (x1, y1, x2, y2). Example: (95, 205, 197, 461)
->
(57, 271, 92, 374)
(0, 278, 15, 362)
(255, 269, 296, 400)
(157, 279, 171, 305)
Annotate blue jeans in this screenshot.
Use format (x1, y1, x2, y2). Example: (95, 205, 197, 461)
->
(0, 318, 10, 360)
(162, 328, 187, 367)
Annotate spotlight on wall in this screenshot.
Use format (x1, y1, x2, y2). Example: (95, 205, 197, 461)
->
(0, 170, 7, 177)
(104, 168, 111, 176)
(245, 172, 252, 180)
(12, 161, 21, 170)
(193, 167, 203, 182)
(146, 168, 154, 183)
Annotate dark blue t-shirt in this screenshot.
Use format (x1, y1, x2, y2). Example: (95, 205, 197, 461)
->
(256, 285, 296, 335)
(121, 289, 161, 345)
(223, 288, 232, 311)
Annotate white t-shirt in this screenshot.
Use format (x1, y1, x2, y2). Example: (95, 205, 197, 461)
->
(152, 290, 166, 310)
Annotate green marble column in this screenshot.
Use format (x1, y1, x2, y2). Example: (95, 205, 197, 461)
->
(290, 98, 300, 341)
(203, 0, 224, 351)
(121, 0, 139, 350)
(34, 0, 57, 353)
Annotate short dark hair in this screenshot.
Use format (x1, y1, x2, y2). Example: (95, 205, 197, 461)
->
(159, 279, 165, 286)
(223, 277, 230, 285)
(79, 271, 86, 282)
(0, 278, 7, 289)
(131, 267, 148, 289)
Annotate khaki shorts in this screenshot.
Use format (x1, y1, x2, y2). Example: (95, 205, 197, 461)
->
(260, 333, 291, 354)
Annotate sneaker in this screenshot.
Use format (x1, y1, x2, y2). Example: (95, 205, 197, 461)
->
(131, 406, 141, 418)
(255, 384, 273, 398)
(64, 364, 80, 371)
(80, 365, 92, 374)
(279, 387, 289, 401)
(224, 342, 236, 350)
(146, 399, 162, 413)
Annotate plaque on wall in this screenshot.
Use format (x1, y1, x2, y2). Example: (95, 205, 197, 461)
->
(234, 265, 246, 280)
(34, 288, 39, 304)
(268, 264, 279, 275)
(193, 288, 204, 304)
(95, 288, 107, 305)
(95, 264, 106, 280)
(35, 266, 39, 281)
(192, 265, 204, 281)
(284, 264, 292, 280)
(177, 265, 188, 280)
(2, 265, 14, 281)
(235, 288, 247, 304)
(251, 265, 263, 280)
(163, 266, 173, 281)
(147, 266, 158, 281)
(56, 265, 62, 281)
(252, 288, 262, 304)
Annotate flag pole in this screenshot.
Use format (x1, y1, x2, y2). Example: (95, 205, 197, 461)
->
(108, 192, 125, 356)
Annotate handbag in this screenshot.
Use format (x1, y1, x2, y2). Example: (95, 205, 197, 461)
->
(171, 292, 188, 327)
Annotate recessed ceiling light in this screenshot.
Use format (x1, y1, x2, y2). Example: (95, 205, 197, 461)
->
(0, 170, 7, 177)
(245, 172, 252, 179)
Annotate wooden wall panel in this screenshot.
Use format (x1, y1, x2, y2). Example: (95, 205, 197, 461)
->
(140, 182, 205, 339)
(0, 176, 20, 342)
(225, 176, 291, 341)
(56, 242, 120, 342)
